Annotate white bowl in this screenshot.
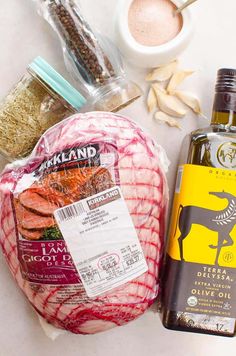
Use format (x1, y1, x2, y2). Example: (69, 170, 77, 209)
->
(114, 0, 194, 68)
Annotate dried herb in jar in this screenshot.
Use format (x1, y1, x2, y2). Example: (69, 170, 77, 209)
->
(0, 57, 85, 161)
(0, 78, 72, 159)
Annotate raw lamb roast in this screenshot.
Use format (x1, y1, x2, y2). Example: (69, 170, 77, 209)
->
(0, 112, 168, 335)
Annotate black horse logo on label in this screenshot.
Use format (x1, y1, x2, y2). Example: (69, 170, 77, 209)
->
(175, 191, 236, 265)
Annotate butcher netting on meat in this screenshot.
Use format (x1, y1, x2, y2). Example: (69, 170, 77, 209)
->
(0, 112, 168, 335)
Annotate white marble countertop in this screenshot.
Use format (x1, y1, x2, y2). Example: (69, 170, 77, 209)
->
(0, 0, 236, 355)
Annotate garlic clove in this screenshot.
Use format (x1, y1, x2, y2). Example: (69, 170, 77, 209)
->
(154, 111, 182, 129)
(152, 82, 167, 95)
(167, 70, 194, 94)
(146, 60, 178, 82)
(147, 87, 157, 112)
(174, 90, 202, 114)
(153, 89, 187, 118)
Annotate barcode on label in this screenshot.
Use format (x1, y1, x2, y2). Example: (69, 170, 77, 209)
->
(175, 167, 183, 193)
(56, 203, 85, 222)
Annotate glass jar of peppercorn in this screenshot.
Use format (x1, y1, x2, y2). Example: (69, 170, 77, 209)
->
(34, 0, 142, 112)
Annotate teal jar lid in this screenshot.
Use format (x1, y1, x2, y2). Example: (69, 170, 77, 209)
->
(28, 56, 86, 110)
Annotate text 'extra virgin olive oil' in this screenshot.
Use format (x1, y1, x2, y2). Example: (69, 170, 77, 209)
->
(162, 69, 236, 337)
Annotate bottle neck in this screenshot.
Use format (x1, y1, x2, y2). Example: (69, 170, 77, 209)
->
(211, 91, 236, 128)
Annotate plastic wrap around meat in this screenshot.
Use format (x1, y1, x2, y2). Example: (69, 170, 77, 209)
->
(0, 112, 168, 335)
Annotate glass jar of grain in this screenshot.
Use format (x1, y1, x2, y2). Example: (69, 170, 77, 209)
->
(0, 56, 85, 161)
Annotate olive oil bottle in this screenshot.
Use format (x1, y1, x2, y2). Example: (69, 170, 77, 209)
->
(162, 69, 236, 337)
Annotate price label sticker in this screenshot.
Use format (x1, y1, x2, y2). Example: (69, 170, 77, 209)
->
(54, 187, 148, 297)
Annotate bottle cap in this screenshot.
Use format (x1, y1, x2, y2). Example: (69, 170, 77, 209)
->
(216, 68, 236, 94)
(212, 68, 236, 126)
(28, 57, 86, 110)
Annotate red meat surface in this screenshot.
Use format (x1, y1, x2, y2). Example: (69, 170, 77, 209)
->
(19, 191, 58, 216)
(14, 200, 55, 230)
(17, 225, 43, 240)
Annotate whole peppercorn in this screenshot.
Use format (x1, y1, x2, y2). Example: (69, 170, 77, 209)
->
(48, 0, 116, 87)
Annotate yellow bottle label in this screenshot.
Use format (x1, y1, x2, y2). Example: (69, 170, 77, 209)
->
(164, 164, 236, 327)
(168, 164, 236, 267)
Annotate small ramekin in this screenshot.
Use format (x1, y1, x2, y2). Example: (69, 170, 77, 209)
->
(114, 0, 194, 68)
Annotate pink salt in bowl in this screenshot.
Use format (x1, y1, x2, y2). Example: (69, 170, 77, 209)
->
(115, 0, 194, 68)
